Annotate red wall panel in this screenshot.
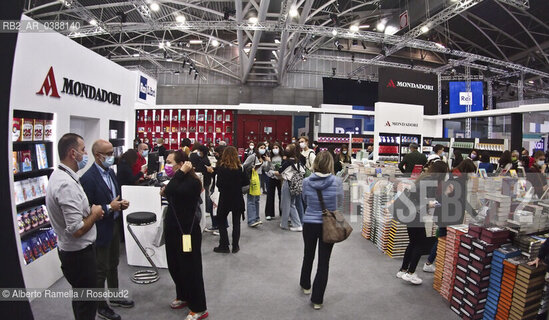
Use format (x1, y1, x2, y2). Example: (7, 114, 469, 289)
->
(237, 114, 292, 149)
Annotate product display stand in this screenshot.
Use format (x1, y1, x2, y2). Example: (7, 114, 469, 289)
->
(11, 110, 62, 289)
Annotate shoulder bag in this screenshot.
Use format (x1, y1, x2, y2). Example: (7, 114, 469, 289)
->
(316, 189, 353, 243)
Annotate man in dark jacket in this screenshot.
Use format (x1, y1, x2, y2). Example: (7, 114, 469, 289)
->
(80, 140, 133, 320)
(398, 143, 427, 174)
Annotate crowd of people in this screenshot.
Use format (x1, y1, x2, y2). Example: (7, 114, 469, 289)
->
(395, 144, 549, 286)
(47, 133, 351, 320)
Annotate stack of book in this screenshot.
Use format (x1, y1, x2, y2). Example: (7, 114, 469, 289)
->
(386, 219, 409, 258)
(480, 227, 510, 246)
(441, 224, 469, 301)
(371, 182, 394, 253)
(361, 190, 374, 240)
(484, 245, 522, 320)
(374, 207, 392, 253)
(496, 255, 528, 319)
(451, 234, 497, 319)
(433, 236, 447, 292)
(509, 262, 546, 319)
(513, 235, 546, 259)
(484, 194, 512, 227)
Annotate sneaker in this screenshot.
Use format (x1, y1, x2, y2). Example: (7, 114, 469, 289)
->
(204, 227, 218, 233)
(212, 230, 220, 236)
(249, 221, 261, 227)
(110, 298, 134, 308)
(290, 226, 303, 232)
(266, 216, 272, 221)
(98, 307, 121, 320)
(213, 246, 230, 253)
(396, 270, 406, 279)
(302, 287, 311, 295)
(170, 299, 188, 309)
(185, 311, 209, 320)
(423, 263, 436, 273)
(313, 304, 323, 310)
(402, 272, 423, 285)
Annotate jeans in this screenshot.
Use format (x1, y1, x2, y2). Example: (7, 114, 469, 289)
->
(401, 226, 427, 274)
(296, 194, 304, 224)
(96, 219, 120, 309)
(246, 194, 260, 225)
(280, 181, 302, 229)
(299, 223, 334, 305)
(165, 224, 207, 313)
(58, 245, 97, 320)
(265, 178, 282, 218)
(261, 172, 268, 193)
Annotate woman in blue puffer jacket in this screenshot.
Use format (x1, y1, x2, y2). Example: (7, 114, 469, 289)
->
(299, 151, 344, 310)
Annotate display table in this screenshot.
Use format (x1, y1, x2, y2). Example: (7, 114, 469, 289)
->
(122, 182, 206, 269)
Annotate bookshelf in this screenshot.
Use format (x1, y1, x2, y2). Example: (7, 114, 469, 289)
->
(11, 110, 61, 287)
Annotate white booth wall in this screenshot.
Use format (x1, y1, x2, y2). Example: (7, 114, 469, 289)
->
(9, 15, 140, 289)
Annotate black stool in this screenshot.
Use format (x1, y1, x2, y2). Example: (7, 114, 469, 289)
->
(126, 212, 160, 284)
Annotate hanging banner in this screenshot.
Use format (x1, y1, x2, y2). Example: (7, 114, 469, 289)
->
(378, 67, 438, 115)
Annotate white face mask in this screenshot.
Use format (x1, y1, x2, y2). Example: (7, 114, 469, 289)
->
(342, 150, 348, 155)
(249, 145, 254, 149)
(259, 149, 266, 155)
(537, 160, 545, 167)
(272, 148, 279, 155)
(299, 142, 306, 149)
(157, 143, 162, 147)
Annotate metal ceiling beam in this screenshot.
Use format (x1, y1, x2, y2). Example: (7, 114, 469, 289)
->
(278, 0, 314, 83)
(495, 1, 549, 68)
(235, 0, 246, 80)
(462, 11, 528, 50)
(496, 0, 529, 9)
(242, 0, 270, 83)
(275, 0, 292, 83)
(60, 20, 549, 79)
(458, 14, 508, 61)
(348, 0, 484, 79)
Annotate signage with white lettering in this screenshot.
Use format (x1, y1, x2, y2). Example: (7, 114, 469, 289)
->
(136, 72, 157, 106)
(378, 67, 438, 115)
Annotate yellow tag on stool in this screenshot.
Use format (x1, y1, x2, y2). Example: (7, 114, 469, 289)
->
(182, 234, 192, 252)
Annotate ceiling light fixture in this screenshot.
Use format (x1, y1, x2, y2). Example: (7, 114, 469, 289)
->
(175, 14, 186, 23)
(189, 39, 203, 44)
(376, 21, 386, 32)
(166, 57, 172, 61)
(350, 24, 359, 32)
(133, 53, 140, 57)
(158, 42, 164, 49)
(274, 39, 280, 44)
(166, 41, 171, 47)
(248, 16, 258, 24)
(150, 2, 160, 12)
(211, 39, 220, 47)
(289, 6, 299, 18)
(435, 42, 446, 49)
(384, 25, 398, 35)
(421, 25, 429, 34)
(89, 19, 98, 26)
(332, 29, 338, 36)
(359, 25, 370, 29)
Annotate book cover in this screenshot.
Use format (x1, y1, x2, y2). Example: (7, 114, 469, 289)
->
(215, 127, 221, 133)
(181, 114, 186, 121)
(38, 175, 48, 196)
(12, 118, 22, 141)
(189, 127, 196, 133)
(172, 126, 178, 133)
(207, 126, 213, 133)
(197, 114, 205, 121)
(207, 114, 213, 121)
(190, 115, 196, 121)
(33, 119, 44, 141)
(155, 126, 161, 133)
(216, 114, 223, 121)
(21, 118, 34, 141)
(12, 152, 18, 174)
(35, 144, 49, 170)
(198, 126, 204, 133)
(14, 181, 24, 205)
(226, 125, 232, 133)
(20, 150, 33, 172)
(225, 114, 231, 122)
(181, 126, 187, 133)
(21, 179, 33, 202)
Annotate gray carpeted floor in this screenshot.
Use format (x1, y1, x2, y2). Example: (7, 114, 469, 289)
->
(31, 194, 457, 320)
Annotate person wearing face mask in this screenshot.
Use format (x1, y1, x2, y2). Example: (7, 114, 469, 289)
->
(265, 142, 284, 220)
(81, 140, 132, 320)
(338, 145, 352, 164)
(244, 141, 256, 162)
(291, 137, 297, 144)
(46, 133, 105, 320)
(161, 151, 208, 320)
(496, 150, 513, 175)
(153, 137, 167, 159)
(242, 142, 269, 227)
(478, 151, 494, 174)
(261, 141, 271, 194)
(511, 150, 522, 170)
(527, 151, 548, 198)
(132, 143, 149, 176)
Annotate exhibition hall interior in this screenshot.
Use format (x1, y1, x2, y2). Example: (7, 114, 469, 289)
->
(3, 0, 549, 319)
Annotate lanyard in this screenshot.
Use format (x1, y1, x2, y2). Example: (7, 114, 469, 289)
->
(58, 165, 80, 185)
(168, 196, 196, 235)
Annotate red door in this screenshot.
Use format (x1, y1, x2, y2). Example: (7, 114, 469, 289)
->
(259, 120, 276, 144)
(243, 119, 260, 146)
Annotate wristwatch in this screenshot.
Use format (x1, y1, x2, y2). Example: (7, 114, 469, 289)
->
(106, 204, 114, 213)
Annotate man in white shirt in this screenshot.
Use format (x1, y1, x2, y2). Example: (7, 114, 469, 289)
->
(46, 133, 104, 320)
